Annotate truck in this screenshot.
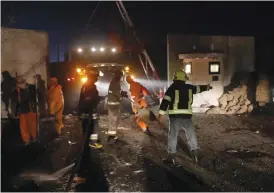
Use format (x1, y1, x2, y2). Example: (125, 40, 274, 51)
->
(63, 43, 137, 113)
(1, 27, 49, 119)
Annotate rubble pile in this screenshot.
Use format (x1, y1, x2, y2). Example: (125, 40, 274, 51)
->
(206, 85, 253, 115)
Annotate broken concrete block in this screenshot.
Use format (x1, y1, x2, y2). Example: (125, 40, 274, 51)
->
(236, 105, 248, 114)
(247, 104, 254, 113)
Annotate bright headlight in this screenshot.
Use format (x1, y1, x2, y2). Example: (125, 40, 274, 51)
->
(77, 68, 81, 73)
(81, 77, 87, 83)
(77, 48, 83, 53)
(91, 47, 96, 52)
(125, 66, 129, 71)
(111, 48, 116, 52)
(100, 47, 105, 52)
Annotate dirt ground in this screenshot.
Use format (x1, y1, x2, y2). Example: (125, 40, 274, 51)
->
(2, 112, 274, 192)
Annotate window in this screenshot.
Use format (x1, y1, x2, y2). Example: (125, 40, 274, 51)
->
(209, 62, 220, 74)
(184, 63, 192, 74)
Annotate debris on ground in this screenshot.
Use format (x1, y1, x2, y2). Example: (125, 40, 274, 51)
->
(68, 140, 77, 145)
(2, 113, 274, 192)
(133, 170, 144, 174)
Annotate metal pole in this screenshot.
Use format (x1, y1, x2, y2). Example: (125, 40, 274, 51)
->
(167, 34, 170, 86)
(34, 76, 40, 142)
(57, 39, 60, 62)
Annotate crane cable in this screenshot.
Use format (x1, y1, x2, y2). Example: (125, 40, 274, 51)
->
(115, 1, 161, 99)
(85, 0, 101, 29)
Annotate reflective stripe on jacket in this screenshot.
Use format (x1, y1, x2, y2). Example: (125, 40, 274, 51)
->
(107, 78, 122, 104)
(159, 80, 209, 118)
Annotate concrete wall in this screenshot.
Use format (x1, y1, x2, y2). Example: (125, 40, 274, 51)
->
(182, 58, 225, 107)
(1, 27, 49, 84)
(167, 34, 255, 109)
(167, 34, 255, 85)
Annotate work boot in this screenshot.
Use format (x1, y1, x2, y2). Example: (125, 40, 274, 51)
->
(73, 175, 86, 184)
(163, 154, 176, 166)
(191, 149, 200, 164)
(57, 124, 64, 135)
(89, 141, 103, 149)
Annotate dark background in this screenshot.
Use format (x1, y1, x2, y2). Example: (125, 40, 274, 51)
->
(2, 1, 274, 79)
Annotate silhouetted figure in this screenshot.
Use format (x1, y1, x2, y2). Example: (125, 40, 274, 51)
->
(1, 71, 17, 117)
(247, 71, 259, 106)
(34, 74, 46, 117)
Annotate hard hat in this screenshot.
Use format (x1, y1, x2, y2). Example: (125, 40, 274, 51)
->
(114, 69, 124, 77)
(173, 70, 188, 81)
(126, 75, 133, 82)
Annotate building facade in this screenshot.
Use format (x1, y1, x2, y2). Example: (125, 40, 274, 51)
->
(167, 34, 255, 111)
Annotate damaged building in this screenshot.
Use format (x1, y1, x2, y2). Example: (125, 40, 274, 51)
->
(167, 34, 256, 112)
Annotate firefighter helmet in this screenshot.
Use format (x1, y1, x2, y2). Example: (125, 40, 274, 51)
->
(173, 70, 189, 81)
(126, 75, 133, 83)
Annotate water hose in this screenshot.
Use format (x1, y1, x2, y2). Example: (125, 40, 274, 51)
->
(64, 115, 92, 192)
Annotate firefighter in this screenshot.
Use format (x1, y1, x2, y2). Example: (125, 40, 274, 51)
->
(1, 71, 17, 118)
(125, 75, 152, 135)
(158, 70, 213, 165)
(74, 68, 102, 183)
(16, 76, 37, 146)
(106, 69, 128, 141)
(47, 77, 64, 135)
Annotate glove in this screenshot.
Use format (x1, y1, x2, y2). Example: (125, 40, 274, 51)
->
(121, 91, 128, 98)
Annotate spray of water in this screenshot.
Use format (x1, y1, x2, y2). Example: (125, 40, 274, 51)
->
(135, 79, 169, 90)
(13, 163, 75, 188)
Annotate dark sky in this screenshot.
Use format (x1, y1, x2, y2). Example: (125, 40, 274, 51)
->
(2, 1, 274, 76)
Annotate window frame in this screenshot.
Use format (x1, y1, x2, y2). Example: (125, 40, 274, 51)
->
(208, 61, 220, 75)
(183, 62, 192, 74)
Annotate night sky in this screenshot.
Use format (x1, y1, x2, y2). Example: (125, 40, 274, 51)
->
(2, 1, 274, 77)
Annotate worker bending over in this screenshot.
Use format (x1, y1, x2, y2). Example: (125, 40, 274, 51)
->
(126, 75, 152, 135)
(107, 69, 128, 142)
(74, 68, 102, 183)
(158, 70, 212, 165)
(16, 76, 37, 146)
(47, 77, 64, 135)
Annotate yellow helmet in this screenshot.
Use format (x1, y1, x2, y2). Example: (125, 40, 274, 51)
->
(173, 70, 188, 81)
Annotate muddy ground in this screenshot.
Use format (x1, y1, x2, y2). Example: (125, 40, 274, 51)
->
(1, 111, 274, 192)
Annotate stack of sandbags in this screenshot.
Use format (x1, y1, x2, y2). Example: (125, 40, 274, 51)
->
(206, 85, 253, 115)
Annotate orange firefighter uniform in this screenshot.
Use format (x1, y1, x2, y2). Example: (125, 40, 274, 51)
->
(16, 76, 37, 145)
(47, 77, 64, 134)
(126, 76, 151, 134)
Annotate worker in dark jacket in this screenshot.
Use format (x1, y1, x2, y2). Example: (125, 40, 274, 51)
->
(74, 68, 102, 183)
(107, 69, 128, 142)
(16, 76, 37, 146)
(158, 70, 212, 165)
